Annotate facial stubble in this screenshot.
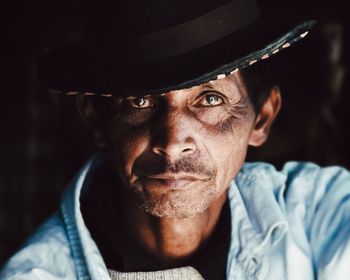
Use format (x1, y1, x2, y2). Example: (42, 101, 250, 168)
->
(131, 157, 219, 219)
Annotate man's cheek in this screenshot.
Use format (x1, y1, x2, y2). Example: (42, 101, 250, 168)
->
(205, 126, 250, 182)
(109, 122, 149, 146)
(119, 132, 150, 164)
(202, 112, 253, 138)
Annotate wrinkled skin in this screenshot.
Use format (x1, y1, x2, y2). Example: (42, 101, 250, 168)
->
(108, 74, 257, 219)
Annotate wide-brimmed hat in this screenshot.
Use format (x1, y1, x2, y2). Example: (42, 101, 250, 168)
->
(39, 0, 316, 97)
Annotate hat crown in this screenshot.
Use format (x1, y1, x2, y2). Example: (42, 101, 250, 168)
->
(85, 0, 261, 64)
(86, 0, 233, 37)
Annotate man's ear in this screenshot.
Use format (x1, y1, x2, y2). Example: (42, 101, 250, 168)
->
(76, 95, 98, 128)
(76, 95, 107, 147)
(248, 87, 281, 147)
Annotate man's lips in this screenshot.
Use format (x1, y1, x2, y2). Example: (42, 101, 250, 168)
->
(146, 173, 206, 181)
(139, 173, 210, 188)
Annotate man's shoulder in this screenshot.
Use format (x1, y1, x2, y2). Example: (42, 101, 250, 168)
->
(239, 161, 350, 228)
(239, 161, 350, 277)
(279, 162, 350, 261)
(280, 161, 350, 201)
(242, 161, 350, 196)
(0, 212, 76, 280)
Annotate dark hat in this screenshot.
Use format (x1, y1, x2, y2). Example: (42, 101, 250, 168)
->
(39, 0, 316, 97)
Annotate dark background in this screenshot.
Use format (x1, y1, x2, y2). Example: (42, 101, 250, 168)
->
(0, 0, 349, 266)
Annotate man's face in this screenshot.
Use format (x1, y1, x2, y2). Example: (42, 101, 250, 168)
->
(98, 72, 259, 218)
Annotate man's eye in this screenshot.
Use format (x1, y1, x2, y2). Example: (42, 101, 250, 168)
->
(198, 94, 224, 107)
(128, 97, 154, 109)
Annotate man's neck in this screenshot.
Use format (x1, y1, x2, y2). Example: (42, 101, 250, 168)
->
(118, 190, 228, 268)
(82, 163, 231, 279)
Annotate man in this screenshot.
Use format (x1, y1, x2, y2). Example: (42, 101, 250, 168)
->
(1, 0, 350, 279)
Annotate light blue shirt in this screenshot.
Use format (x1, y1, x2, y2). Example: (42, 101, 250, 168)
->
(1, 155, 350, 279)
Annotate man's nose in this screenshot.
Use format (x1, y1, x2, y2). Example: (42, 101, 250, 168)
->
(151, 110, 197, 159)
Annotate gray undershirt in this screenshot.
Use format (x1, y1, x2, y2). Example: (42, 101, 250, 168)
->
(108, 266, 205, 280)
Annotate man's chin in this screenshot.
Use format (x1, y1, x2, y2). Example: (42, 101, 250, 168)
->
(135, 184, 220, 219)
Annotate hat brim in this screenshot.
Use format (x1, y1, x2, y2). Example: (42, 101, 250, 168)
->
(39, 15, 316, 97)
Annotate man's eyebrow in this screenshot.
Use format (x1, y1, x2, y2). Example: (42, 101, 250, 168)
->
(201, 81, 230, 93)
(199, 82, 216, 90)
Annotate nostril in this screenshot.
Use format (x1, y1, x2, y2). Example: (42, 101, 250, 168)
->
(152, 138, 197, 157)
(181, 147, 196, 155)
(152, 147, 167, 155)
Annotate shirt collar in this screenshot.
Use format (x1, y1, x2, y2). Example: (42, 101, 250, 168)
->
(226, 163, 288, 278)
(60, 154, 111, 280)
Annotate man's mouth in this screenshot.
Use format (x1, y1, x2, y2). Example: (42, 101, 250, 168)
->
(139, 173, 210, 188)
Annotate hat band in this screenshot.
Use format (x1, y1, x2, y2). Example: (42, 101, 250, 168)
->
(87, 0, 261, 64)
